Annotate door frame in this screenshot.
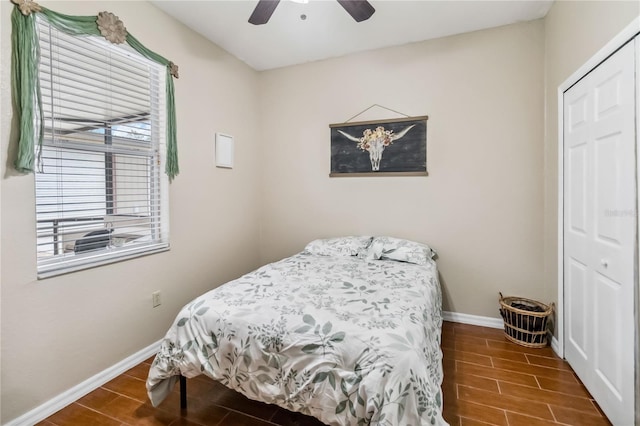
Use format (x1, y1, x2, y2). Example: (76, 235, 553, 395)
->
(636, 28, 640, 426)
(556, 17, 640, 360)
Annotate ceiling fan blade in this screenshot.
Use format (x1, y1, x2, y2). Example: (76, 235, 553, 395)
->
(248, 0, 281, 25)
(336, 0, 375, 22)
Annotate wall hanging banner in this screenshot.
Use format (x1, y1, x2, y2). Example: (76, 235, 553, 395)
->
(329, 115, 428, 177)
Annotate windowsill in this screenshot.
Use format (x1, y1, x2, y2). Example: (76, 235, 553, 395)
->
(37, 245, 170, 280)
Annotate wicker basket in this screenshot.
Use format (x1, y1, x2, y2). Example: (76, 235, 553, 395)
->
(498, 292, 553, 348)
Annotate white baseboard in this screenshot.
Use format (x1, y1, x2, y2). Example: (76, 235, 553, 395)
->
(551, 335, 561, 358)
(442, 310, 504, 329)
(444, 311, 564, 358)
(5, 339, 161, 426)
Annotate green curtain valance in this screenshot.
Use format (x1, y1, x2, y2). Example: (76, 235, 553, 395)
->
(10, 1, 179, 180)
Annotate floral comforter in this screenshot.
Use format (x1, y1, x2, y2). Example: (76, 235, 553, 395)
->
(147, 252, 447, 425)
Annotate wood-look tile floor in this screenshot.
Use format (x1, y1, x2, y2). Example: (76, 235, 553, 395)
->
(441, 321, 610, 426)
(37, 321, 611, 426)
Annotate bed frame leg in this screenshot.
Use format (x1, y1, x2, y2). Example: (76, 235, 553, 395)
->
(179, 374, 187, 410)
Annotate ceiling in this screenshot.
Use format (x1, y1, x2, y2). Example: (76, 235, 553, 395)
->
(151, 0, 554, 71)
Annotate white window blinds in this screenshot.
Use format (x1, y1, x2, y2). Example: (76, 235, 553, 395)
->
(35, 16, 170, 278)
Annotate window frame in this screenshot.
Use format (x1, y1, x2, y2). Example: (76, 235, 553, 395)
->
(34, 15, 170, 279)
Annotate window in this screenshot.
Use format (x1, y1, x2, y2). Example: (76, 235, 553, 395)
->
(35, 16, 170, 278)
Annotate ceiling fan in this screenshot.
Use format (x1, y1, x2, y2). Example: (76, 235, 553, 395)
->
(248, 0, 375, 25)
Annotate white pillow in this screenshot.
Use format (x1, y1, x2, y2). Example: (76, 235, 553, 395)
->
(304, 236, 373, 257)
(365, 236, 435, 265)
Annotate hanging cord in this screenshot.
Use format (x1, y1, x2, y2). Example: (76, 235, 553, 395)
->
(344, 104, 410, 123)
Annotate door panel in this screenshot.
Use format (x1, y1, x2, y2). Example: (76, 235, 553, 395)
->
(594, 133, 623, 245)
(594, 70, 623, 119)
(567, 259, 588, 359)
(564, 40, 636, 426)
(594, 272, 622, 397)
(569, 144, 588, 233)
(564, 60, 594, 381)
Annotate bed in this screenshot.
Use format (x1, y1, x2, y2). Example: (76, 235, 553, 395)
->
(146, 236, 447, 425)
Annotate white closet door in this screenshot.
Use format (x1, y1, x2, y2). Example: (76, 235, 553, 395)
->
(564, 40, 636, 426)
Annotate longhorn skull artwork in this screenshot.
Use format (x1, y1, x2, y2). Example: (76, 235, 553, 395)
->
(337, 125, 416, 171)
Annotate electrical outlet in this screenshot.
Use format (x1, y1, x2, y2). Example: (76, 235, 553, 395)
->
(152, 291, 161, 308)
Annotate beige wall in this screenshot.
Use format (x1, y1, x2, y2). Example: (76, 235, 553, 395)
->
(542, 1, 639, 330)
(258, 21, 546, 319)
(0, 1, 262, 422)
(3, 0, 639, 423)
